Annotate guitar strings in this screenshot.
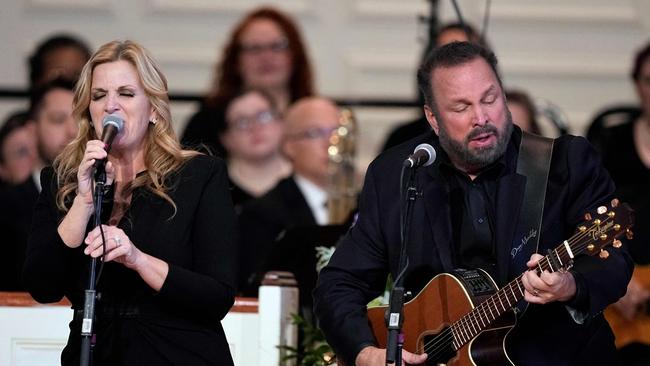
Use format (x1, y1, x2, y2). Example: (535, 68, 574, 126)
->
(417, 214, 621, 361)
(419, 217, 610, 359)
(422, 215, 618, 358)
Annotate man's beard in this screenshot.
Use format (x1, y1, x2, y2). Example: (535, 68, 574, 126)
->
(437, 110, 513, 174)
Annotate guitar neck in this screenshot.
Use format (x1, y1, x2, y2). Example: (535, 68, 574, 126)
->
(450, 216, 622, 349)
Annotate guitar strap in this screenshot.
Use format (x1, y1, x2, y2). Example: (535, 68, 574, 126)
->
(510, 132, 554, 312)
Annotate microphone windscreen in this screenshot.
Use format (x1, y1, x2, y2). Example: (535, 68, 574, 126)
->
(102, 115, 124, 131)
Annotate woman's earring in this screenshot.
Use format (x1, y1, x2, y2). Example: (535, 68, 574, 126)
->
(149, 117, 158, 125)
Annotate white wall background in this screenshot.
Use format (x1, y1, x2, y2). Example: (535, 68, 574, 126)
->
(0, 0, 648, 169)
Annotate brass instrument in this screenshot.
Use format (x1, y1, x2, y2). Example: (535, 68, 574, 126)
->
(327, 108, 358, 225)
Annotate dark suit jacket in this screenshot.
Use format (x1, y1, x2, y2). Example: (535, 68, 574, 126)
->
(0, 176, 39, 290)
(237, 176, 316, 296)
(314, 128, 633, 365)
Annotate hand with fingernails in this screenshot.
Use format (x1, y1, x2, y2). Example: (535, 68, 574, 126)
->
(77, 140, 116, 203)
(84, 225, 141, 269)
(521, 253, 577, 304)
(57, 140, 118, 249)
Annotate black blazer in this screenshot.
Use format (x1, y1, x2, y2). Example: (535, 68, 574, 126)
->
(23, 155, 237, 366)
(237, 176, 316, 296)
(314, 128, 633, 366)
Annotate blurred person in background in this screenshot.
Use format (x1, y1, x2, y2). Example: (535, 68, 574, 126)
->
(218, 89, 291, 212)
(182, 6, 315, 156)
(237, 96, 340, 297)
(28, 33, 91, 90)
(506, 89, 542, 135)
(592, 40, 650, 366)
(0, 78, 76, 291)
(0, 111, 37, 187)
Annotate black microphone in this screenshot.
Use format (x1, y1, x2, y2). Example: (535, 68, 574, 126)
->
(403, 143, 436, 168)
(93, 115, 124, 177)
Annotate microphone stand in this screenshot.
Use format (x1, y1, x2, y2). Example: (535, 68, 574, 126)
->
(385, 165, 420, 365)
(80, 166, 107, 366)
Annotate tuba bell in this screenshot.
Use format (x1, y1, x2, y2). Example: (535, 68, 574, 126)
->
(326, 108, 358, 225)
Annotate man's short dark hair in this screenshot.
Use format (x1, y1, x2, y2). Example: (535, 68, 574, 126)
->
(437, 22, 487, 48)
(28, 34, 91, 89)
(417, 41, 502, 115)
(29, 77, 76, 120)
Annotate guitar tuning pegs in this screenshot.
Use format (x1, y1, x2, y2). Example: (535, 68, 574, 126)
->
(626, 229, 634, 240)
(611, 198, 619, 207)
(597, 206, 607, 215)
(612, 239, 622, 249)
(599, 249, 610, 259)
(584, 213, 592, 221)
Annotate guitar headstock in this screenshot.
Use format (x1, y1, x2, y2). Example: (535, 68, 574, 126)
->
(575, 198, 634, 259)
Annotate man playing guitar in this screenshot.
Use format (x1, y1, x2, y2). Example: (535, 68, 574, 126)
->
(313, 42, 633, 366)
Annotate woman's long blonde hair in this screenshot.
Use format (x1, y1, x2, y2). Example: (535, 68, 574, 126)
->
(54, 40, 198, 213)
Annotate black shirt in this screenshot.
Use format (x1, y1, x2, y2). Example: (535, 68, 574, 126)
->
(438, 140, 514, 280)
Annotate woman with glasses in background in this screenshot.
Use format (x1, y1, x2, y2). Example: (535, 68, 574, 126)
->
(219, 89, 291, 212)
(182, 6, 315, 157)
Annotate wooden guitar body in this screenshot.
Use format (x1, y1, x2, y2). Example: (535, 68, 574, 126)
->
(367, 269, 516, 366)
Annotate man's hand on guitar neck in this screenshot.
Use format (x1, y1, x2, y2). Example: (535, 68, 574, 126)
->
(521, 253, 577, 304)
(355, 345, 427, 365)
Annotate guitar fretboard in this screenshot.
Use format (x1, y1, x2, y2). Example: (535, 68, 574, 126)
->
(449, 217, 620, 349)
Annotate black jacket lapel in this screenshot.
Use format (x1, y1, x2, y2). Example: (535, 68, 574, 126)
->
(421, 173, 455, 273)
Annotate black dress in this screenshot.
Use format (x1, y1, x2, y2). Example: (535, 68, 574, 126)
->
(23, 155, 237, 366)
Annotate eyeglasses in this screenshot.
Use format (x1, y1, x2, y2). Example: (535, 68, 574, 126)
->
(288, 127, 338, 140)
(5, 146, 33, 161)
(229, 110, 278, 131)
(239, 38, 289, 55)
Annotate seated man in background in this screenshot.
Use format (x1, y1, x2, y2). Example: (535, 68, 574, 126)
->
(0, 78, 77, 291)
(237, 97, 341, 297)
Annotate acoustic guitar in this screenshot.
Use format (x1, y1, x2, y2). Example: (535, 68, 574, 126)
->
(605, 265, 650, 348)
(367, 199, 633, 366)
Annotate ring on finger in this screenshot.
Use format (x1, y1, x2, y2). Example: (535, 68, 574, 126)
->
(113, 236, 122, 247)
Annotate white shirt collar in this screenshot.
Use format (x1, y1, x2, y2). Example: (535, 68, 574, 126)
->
(294, 174, 328, 225)
(32, 169, 42, 192)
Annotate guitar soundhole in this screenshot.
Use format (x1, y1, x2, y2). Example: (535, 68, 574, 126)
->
(422, 328, 456, 366)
